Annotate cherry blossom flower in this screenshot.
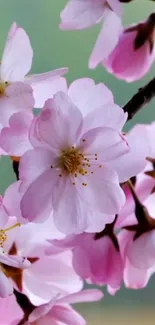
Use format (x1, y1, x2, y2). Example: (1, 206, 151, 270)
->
(19, 89, 130, 234)
(104, 13, 155, 82)
(48, 231, 123, 295)
(0, 295, 23, 324)
(28, 289, 103, 325)
(60, 0, 123, 69)
(0, 22, 67, 130)
(0, 212, 82, 306)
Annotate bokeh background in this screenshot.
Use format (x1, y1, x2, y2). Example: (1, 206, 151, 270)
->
(0, 0, 155, 324)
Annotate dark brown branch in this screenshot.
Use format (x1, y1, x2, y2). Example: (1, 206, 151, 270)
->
(123, 77, 155, 120)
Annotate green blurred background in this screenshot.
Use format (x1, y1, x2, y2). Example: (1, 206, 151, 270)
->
(0, 0, 155, 323)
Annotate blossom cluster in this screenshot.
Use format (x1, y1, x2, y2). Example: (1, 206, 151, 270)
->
(0, 0, 155, 324)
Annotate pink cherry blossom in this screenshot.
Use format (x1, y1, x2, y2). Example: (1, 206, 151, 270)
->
(19, 90, 130, 234)
(60, 0, 123, 69)
(104, 14, 155, 82)
(0, 215, 82, 306)
(49, 232, 123, 295)
(0, 22, 67, 129)
(0, 295, 23, 324)
(28, 289, 103, 325)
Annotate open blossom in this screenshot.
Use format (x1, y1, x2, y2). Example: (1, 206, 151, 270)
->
(0, 211, 82, 306)
(0, 22, 67, 130)
(104, 13, 155, 82)
(49, 232, 123, 295)
(19, 88, 130, 234)
(60, 0, 123, 69)
(28, 289, 103, 325)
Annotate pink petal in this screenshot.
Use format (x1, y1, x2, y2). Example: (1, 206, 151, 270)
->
(5, 82, 34, 110)
(79, 127, 129, 160)
(0, 196, 9, 228)
(1, 22, 33, 81)
(124, 259, 153, 289)
(38, 92, 83, 150)
(21, 168, 57, 222)
(28, 298, 56, 322)
(0, 295, 23, 323)
(19, 148, 55, 184)
(89, 10, 122, 69)
(83, 103, 127, 132)
(53, 177, 89, 234)
(51, 305, 85, 325)
(3, 181, 23, 220)
(109, 124, 150, 183)
(60, 0, 104, 30)
(58, 289, 103, 304)
(0, 272, 13, 297)
(0, 249, 30, 269)
(68, 78, 113, 118)
(26, 72, 68, 108)
(77, 166, 126, 214)
(127, 231, 155, 270)
(23, 251, 83, 305)
(0, 111, 33, 156)
(73, 246, 91, 279)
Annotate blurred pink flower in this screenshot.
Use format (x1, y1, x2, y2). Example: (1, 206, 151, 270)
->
(19, 90, 129, 234)
(0, 214, 82, 306)
(0, 22, 67, 130)
(60, 0, 123, 69)
(28, 289, 103, 325)
(104, 13, 155, 81)
(49, 232, 123, 295)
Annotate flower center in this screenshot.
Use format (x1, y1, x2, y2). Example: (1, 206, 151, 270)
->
(0, 81, 8, 97)
(57, 147, 84, 175)
(0, 223, 20, 248)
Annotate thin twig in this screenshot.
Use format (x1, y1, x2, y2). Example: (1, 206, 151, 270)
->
(123, 77, 155, 120)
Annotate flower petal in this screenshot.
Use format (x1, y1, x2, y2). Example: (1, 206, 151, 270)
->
(68, 78, 113, 118)
(89, 10, 122, 69)
(38, 92, 83, 150)
(77, 165, 125, 214)
(53, 177, 89, 234)
(26, 72, 68, 108)
(0, 111, 33, 156)
(21, 168, 57, 222)
(83, 103, 127, 132)
(58, 289, 103, 304)
(1, 22, 33, 81)
(60, 0, 104, 30)
(19, 148, 55, 184)
(79, 127, 129, 160)
(51, 305, 85, 325)
(109, 124, 149, 183)
(0, 272, 13, 297)
(127, 231, 155, 270)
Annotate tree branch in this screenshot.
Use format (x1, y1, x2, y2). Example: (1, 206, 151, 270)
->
(123, 77, 155, 120)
